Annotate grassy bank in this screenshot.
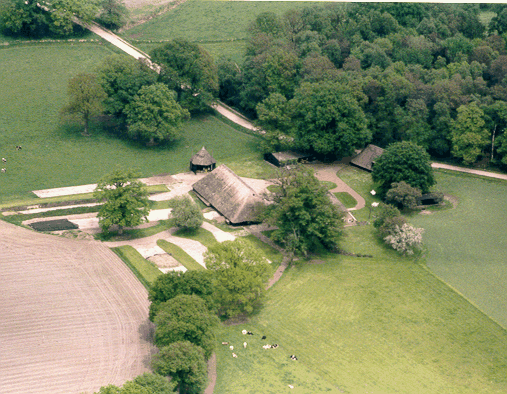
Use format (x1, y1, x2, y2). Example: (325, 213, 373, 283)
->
(113, 245, 162, 288)
(157, 239, 204, 271)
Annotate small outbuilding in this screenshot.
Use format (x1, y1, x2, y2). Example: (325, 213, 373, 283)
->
(417, 192, 444, 206)
(192, 164, 265, 224)
(350, 144, 385, 172)
(190, 147, 216, 173)
(264, 151, 313, 167)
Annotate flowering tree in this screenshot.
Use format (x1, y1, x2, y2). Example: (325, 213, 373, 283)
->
(384, 223, 424, 255)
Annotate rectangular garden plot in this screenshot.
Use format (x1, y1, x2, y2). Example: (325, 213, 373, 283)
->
(29, 219, 78, 232)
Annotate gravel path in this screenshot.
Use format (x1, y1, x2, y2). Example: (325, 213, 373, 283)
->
(202, 221, 236, 242)
(310, 163, 366, 210)
(105, 228, 208, 267)
(432, 162, 507, 180)
(0, 220, 156, 394)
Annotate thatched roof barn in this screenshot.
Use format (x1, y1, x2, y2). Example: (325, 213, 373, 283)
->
(190, 147, 216, 173)
(350, 144, 385, 172)
(264, 151, 313, 167)
(192, 164, 264, 224)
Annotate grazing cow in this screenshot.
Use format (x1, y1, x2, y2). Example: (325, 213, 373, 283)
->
(1, 168, 6, 173)
(261, 335, 266, 340)
(229, 345, 234, 350)
(288, 384, 294, 389)
(247, 331, 254, 335)
(2, 158, 6, 163)
(271, 344, 278, 349)
(221, 342, 229, 345)
(290, 355, 298, 361)
(232, 353, 237, 358)
(243, 342, 247, 348)
(262, 344, 271, 349)
(242, 329, 247, 335)
(15, 145, 21, 150)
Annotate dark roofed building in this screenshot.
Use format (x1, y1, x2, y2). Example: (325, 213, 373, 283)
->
(350, 144, 385, 172)
(190, 147, 216, 173)
(192, 164, 264, 224)
(264, 151, 313, 167)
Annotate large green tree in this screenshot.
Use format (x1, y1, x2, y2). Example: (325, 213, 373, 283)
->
(149, 270, 215, 321)
(151, 341, 208, 394)
(0, 0, 100, 37)
(372, 141, 435, 196)
(125, 83, 189, 145)
(263, 165, 344, 257)
(151, 39, 218, 113)
(61, 73, 106, 136)
(451, 102, 489, 165)
(154, 294, 219, 359)
(94, 169, 150, 234)
(204, 239, 272, 318)
(96, 54, 158, 119)
(289, 81, 370, 159)
(97, 0, 128, 30)
(168, 196, 204, 232)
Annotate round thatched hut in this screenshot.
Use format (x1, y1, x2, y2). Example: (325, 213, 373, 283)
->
(190, 147, 216, 173)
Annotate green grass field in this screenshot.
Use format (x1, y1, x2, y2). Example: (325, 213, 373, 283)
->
(0, 43, 272, 206)
(214, 225, 507, 394)
(411, 171, 507, 328)
(123, 0, 317, 62)
(337, 166, 507, 328)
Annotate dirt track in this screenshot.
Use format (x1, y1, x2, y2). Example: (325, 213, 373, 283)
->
(0, 220, 156, 394)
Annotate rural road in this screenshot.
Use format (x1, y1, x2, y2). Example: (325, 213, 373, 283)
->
(432, 162, 507, 180)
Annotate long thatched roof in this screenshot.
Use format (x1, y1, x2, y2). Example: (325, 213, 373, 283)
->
(192, 164, 264, 224)
(190, 147, 216, 166)
(350, 144, 385, 172)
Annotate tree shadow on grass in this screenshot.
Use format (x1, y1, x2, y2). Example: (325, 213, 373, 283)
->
(57, 115, 187, 152)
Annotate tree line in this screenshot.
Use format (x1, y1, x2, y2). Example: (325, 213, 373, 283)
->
(0, 0, 129, 37)
(217, 3, 507, 168)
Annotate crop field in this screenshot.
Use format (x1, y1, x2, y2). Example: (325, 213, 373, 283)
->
(0, 43, 272, 205)
(123, 0, 319, 62)
(0, 220, 156, 394)
(214, 225, 507, 394)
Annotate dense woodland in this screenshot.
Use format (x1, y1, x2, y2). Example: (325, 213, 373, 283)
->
(217, 3, 507, 168)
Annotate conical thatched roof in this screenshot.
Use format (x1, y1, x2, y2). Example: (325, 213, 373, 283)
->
(192, 164, 264, 224)
(190, 147, 216, 166)
(350, 144, 385, 172)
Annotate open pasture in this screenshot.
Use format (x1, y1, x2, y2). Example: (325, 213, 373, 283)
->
(0, 43, 271, 205)
(411, 171, 507, 328)
(338, 165, 507, 328)
(123, 0, 317, 62)
(214, 225, 507, 394)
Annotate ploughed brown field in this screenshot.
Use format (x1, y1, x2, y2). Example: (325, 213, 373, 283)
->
(0, 220, 156, 394)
